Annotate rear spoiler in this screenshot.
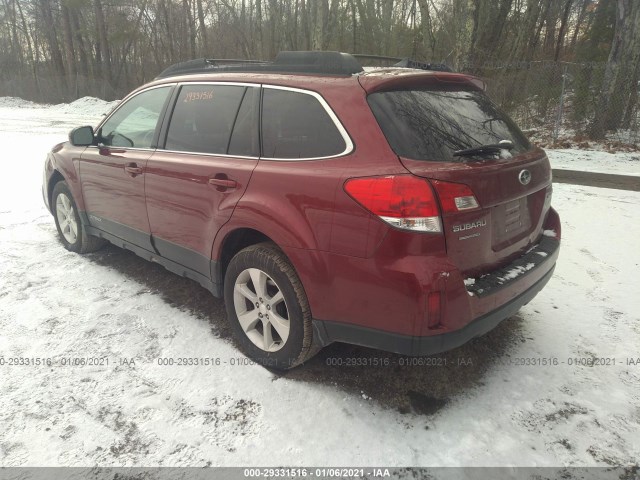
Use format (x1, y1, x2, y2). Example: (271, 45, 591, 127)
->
(358, 71, 487, 94)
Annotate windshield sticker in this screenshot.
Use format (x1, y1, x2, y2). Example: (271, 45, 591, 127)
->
(183, 90, 214, 103)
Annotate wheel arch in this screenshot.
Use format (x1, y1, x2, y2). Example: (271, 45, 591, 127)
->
(220, 232, 320, 368)
(215, 227, 275, 286)
(47, 170, 66, 209)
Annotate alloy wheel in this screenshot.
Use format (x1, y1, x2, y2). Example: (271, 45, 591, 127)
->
(233, 268, 290, 352)
(55, 193, 78, 244)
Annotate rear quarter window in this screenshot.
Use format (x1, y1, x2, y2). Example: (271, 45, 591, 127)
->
(367, 87, 531, 162)
(261, 88, 347, 159)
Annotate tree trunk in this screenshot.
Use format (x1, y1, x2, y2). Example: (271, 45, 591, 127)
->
(381, 0, 393, 54)
(509, 0, 543, 64)
(114, 1, 148, 86)
(183, 0, 197, 58)
(590, 0, 640, 138)
(71, 10, 89, 77)
(349, 0, 356, 52)
(468, 0, 481, 67)
(570, 0, 589, 51)
(196, 0, 208, 54)
(554, 0, 574, 61)
(94, 0, 112, 82)
(61, 2, 76, 77)
(15, 0, 40, 99)
(38, 0, 65, 77)
(311, 0, 328, 50)
(324, 0, 341, 50)
(542, 0, 560, 57)
(621, 61, 639, 129)
(5, 0, 24, 67)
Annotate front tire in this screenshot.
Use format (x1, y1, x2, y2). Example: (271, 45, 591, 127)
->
(52, 181, 105, 253)
(224, 243, 318, 370)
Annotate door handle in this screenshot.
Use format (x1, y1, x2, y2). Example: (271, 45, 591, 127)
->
(124, 163, 143, 176)
(208, 177, 238, 190)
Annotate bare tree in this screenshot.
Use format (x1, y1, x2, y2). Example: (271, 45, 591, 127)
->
(590, 0, 640, 138)
(94, 0, 111, 82)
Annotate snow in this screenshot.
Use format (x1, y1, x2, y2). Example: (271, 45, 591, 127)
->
(497, 262, 537, 283)
(547, 148, 640, 176)
(1, 97, 640, 467)
(0, 96, 119, 135)
(48, 96, 120, 117)
(0, 96, 40, 109)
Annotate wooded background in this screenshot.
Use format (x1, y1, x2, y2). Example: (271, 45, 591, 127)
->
(1, 0, 639, 143)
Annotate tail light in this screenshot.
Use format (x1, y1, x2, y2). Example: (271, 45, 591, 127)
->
(344, 175, 441, 232)
(431, 180, 479, 213)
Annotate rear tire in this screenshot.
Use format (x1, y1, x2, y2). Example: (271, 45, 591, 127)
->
(52, 181, 105, 254)
(224, 242, 318, 370)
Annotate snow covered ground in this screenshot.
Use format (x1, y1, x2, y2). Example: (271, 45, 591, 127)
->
(1, 97, 639, 468)
(547, 148, 640, 176)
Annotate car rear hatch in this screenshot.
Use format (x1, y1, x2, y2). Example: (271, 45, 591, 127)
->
(363, 73, 553, 276)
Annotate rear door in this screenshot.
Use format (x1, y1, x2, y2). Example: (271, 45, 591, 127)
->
(144, 83, 260, 277)
(80, 85, 173, 250)
(367, 86, 553, 276)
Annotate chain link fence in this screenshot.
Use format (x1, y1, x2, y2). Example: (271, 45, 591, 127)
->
(467, 61, 640, 148)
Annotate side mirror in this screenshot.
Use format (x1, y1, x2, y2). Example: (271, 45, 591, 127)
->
(69, 126, 95, 146)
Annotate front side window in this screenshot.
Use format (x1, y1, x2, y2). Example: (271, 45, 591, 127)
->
(261, 88, 347, 159)
(99, 86, 171, 148)
(165, 84, 247, 155)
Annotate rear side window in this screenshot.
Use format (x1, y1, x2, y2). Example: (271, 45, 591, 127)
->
(261, 88, 346, 159)
(165, 84, 246, 155)
(368, 88, 531, 162)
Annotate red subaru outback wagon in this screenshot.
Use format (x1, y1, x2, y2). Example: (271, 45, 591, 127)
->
(42, 52, 560, 369)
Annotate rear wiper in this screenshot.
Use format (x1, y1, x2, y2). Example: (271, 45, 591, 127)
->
(453, 140, 514, 158)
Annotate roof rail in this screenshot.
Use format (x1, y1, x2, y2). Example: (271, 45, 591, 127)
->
(155, 51, 451, 79)
(155, 58, 271, 79)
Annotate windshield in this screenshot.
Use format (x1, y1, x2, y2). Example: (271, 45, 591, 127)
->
(367, 87, 531, 162)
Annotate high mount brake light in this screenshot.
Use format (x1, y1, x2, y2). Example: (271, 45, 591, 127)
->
(344, 175, 442, 233)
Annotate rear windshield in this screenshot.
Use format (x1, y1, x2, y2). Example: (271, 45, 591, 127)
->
(367, 87, 531, 162)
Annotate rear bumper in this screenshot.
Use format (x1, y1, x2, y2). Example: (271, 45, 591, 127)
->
(313, 262, 555, 356)
(311, 233, 560, 356)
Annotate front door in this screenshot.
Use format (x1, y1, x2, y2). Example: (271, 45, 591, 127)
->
(80, 85, 173, 251)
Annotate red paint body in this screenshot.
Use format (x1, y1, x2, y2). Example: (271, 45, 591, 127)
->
(43, 68, 560, 352)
